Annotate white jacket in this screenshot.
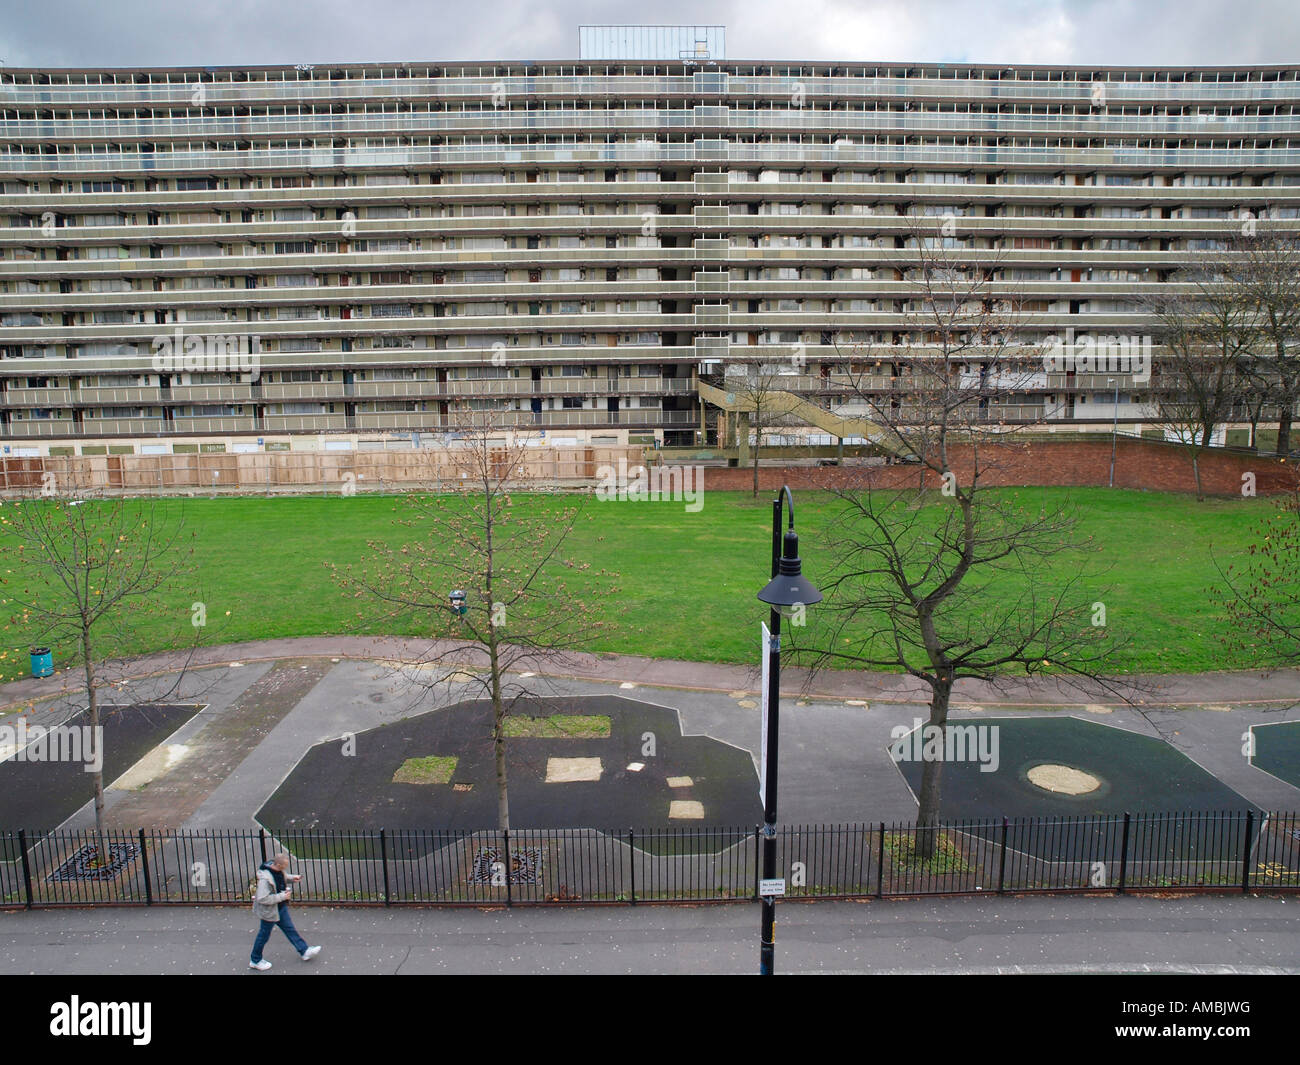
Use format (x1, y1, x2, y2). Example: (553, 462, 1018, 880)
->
(252, 867, 291, 922)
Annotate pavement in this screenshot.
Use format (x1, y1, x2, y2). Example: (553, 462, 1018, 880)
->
(2, 894, 1296, 975)
(6, 634, 1300, 710)
(3, 638, 1300, 979)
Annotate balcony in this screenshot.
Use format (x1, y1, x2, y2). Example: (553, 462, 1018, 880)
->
(259, 381, 346, 400)
(2, 418, 77, 437)
(538, 377, 608, 395)
(166, 384, 255, 403)
(6, 72, 1300, 112)
(528, 408, 697, 428)
(353, 411, 442, 431)
(73, 386, 164, 405)
(443, 377, 533, 397)
(171, 416, 258, 433)
(5, 142, 1299, 177)
(260, 413, 348, 432)
(350, 378, 436, 398)
(80, 417, 167, 435)
(617, 376, 694, 394)
(2, 386, 74, 405)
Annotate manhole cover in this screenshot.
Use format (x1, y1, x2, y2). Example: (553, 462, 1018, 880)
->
(1027, 763, 1101, 795)
(47, 842, 140, 882)
(469, 847, 542, 885)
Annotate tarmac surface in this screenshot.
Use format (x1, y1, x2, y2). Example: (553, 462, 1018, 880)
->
(2, 893, 1296, 975)
(2, 635, 1298, 833)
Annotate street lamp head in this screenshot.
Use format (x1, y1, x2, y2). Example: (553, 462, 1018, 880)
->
(758, 529, 823, 612)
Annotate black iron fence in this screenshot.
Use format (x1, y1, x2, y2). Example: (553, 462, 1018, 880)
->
(3, 810, 1298, 909)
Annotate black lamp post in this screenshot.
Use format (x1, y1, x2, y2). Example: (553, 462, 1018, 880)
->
(755, 485, 821, 976)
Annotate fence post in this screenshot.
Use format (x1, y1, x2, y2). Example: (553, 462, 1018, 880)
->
(258, 828, 267, 865)
(628, 829, 636, 906)
(1241, 810, 1255, 894)
(138, 829, 153, 905)
(997, 818, 1009, 895)
(502, 828, 512, 908)
(18, 830, 33, 910)
(876, 822, 885, 899)
(380, 829, 391, 907)
(1118, 812, 1131, 894)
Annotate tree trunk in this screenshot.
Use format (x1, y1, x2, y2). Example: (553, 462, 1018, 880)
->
(751, 427, 760, 497)
(1191, 449, 1204, 501)
(914, 680, 952, 861)
(1278, 405, 1294, 456)
(82, 625, 109, 867)
(489, 636, 509, 832)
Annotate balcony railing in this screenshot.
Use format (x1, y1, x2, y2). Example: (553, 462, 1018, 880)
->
(5, 109, 1299, 143)
(5, 73, 1298, 108)
(5, 142, 1299, 176)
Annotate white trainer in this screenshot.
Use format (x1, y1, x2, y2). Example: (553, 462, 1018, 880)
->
(301, 945, 322, 961)
(249, 960, 272, 971)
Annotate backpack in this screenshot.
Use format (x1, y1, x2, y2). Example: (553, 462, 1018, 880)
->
(249, 866, 275, 901)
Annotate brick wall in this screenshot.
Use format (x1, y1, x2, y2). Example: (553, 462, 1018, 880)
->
(697, 439, 1298, 497)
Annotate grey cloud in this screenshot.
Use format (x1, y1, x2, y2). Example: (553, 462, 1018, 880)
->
(0, 0, 1295, 68)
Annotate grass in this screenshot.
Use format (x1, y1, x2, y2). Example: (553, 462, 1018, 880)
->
(883, 830, 973, 874)
(502, 715, 611, 739)
(0, 487, 1283, 680)
(391, 756, 459, 786)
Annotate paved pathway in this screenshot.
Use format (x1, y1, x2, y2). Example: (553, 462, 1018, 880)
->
(5, 634, 1300, 710)
(2, 894, 1296, 975)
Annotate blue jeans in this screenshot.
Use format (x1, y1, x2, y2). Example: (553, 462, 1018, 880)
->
(251, 904, 309, 962)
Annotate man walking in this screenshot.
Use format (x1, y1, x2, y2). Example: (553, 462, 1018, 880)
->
(249, 852, 322, 971)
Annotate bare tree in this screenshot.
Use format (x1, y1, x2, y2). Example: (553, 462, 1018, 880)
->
(0, 483, 196, 866)
(1142, 259, 1254, 499)
(793, 229, 1125, 859)
(330, 412, 617, 832)
(1213, 468, 1300, 664)
(711, 353, 803, 497)
(1226, 228, 1300, 455)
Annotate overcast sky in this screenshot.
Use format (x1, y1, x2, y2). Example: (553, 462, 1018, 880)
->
(0, 0, 1296, 69)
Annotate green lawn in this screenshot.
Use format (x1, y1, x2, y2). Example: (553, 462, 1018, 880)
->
(502, 715, 612, 738)
(0, 487, 1281, 680)
(392, 755, 459, 785)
